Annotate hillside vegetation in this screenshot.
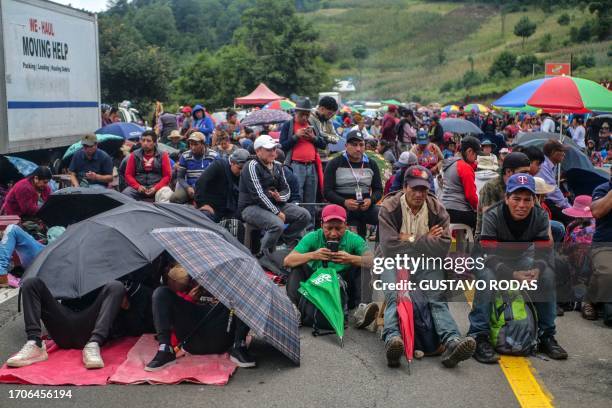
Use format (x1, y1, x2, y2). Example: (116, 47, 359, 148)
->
(302, 0, 611, 104)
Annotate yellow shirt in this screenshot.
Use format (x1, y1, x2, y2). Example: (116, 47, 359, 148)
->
(400, 194, 429, 240)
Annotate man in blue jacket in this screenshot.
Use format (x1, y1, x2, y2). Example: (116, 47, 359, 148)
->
(192, 105, 214, 145)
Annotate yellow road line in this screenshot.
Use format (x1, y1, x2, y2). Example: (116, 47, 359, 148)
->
(499, 356, 554, 408)
(463, 289, 554, 407)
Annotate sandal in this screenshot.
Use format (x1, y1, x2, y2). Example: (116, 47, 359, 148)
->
(582, 302, 597, 320)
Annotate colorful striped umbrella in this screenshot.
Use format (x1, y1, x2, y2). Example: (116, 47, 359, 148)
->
(493, 76, 612, 114)
(263, 99, 296, 111)
(463, 103, 490, 114)
(441, 105, 460, 114)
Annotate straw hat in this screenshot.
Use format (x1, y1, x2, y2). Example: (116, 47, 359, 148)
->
(534, 177, 555, 195)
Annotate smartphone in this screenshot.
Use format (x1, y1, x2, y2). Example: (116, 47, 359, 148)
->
(326, 240, 340, 252)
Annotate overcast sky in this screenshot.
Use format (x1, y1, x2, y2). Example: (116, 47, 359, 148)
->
(53, 0, 108, 13)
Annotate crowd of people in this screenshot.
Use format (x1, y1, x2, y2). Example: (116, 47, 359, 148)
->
(0, 95, 611, 373)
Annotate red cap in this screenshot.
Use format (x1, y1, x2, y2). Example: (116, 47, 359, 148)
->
(321, 204, 347, 223)
(182, 106, 192, 113)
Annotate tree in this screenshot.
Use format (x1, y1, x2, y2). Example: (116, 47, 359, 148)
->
(352, 45, 369, 88)
(557, 13, 570, 26)
(516, 54, 540, 77)
(489, 51, 516, 78)
(98, 15, 173, 106)
(132, 3, 179, 48)
(539, 33, 552, 52)
(513, 16, 537, 49)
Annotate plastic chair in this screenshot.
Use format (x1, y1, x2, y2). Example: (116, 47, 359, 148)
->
(449, 223, 474, 253)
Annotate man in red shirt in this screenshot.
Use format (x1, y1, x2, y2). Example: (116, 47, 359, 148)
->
(122, 130, 173, 201)
(381, 104, 399, 144)
(1, 167, 51, 218)
(280, 98, 328, 227)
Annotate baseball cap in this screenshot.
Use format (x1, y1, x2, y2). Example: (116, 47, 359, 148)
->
(502, 152, 530, 171)
(321, 204, 347, 223)
(506, 173, 536, 194)
(181, 106, 192, 113)
(188, 132, 205, 143)
(396, 151, 418, 168)
(346, 129, 365, 143)
(254, 134, 279, 150)
(81, 133, 97, 146)
(416, 130, 429, 145)
(229, 148, 250, 165)
(403, 165, 431, 189)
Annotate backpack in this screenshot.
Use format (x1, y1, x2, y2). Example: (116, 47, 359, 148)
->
(298, 274, 348, 334)
(490, 291, 538, 356)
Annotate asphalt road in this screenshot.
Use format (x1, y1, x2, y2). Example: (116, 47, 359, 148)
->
(0, 295, 610, 408)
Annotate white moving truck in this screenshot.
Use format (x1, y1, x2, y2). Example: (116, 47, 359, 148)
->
(0, 0, 100, 162)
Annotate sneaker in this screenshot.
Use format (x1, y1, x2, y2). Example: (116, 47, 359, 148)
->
(556, 304, 565, 317)
(82, 342, 104, 369)
(385, 336, 404, 368)
(440, 337, 476, 368)
(145, 345, 176, 372)
(473, 335, 500, 364)
(6, 341, 48, 367)
(229, 346, 256, 368)
(354, 303, 379, 329)
(538, 336, 568, 360)
(0, 274, 8, 288)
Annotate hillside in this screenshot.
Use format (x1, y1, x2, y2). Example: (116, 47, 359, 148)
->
(302, 0, 611, 104)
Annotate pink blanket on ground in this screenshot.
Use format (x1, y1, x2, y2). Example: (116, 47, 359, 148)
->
(109, 334, 236, 385)
(0, 337, 138, 385)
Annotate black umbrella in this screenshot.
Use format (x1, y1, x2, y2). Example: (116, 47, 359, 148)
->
(37, 187, 135, 227)
(565, 168, 609, 196)
(440, 118, 483, 135)
(514, 132, 590, 173)
(24, 203, 225, 299)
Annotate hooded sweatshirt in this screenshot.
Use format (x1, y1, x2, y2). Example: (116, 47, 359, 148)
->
(191, 105, 214, 141)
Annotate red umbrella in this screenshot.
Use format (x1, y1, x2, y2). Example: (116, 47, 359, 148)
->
(396, 268, 414, 372)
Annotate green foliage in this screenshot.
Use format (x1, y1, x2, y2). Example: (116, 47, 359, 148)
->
(557, 13, 570, 26)
(538, 33, 552, 52)
(174, 0, 330, 108)
(98, 15, 173, 105)
(352, 45, 369, 60)
(571, 22, 593, 42)
(489, 51, 517, 78)
(462, 70, 484, 88)
(574, 54, 597, 69)
(439, 81, 454, 93)
(513, 16, 537, 48)
(516, 54, 540, 76)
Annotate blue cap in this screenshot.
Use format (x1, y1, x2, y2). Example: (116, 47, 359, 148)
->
(506, 173, 536, 194)
(416, 130, 429, 145)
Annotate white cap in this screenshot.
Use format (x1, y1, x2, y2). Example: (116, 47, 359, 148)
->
(254, 134, 279, 150)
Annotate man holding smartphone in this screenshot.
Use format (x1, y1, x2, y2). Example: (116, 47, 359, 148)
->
(284, 204, 373, 313)
(323, 130, 384, 237)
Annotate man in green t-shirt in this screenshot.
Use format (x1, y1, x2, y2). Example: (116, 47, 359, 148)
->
(284, 204, 374, 318)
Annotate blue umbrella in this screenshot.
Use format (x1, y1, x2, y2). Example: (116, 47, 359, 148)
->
(6, 156, 38, 177)
(96, 123, 144, 140)
(62, 134, 125, 162)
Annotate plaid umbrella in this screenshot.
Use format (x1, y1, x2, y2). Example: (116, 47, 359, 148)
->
(151, 227, 300, 365)
(241, 109, 291, 127)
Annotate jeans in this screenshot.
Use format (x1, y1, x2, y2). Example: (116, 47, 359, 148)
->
(22, 278, 124, 348)
(467, 266, 557, 338)
(152, 286, 249, 354)
(347, 205, 379, 238)
(241, 204, 311, 251)
(291, 162, 318, 227)
(0, 224, 45, 275)
(381, 267, 461, 345)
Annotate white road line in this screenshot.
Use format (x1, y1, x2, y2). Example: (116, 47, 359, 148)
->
(0, 288, 19, 305)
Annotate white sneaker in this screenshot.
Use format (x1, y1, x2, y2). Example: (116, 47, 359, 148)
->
(82, 342, 104, 369)
(6, 341, 48, 367)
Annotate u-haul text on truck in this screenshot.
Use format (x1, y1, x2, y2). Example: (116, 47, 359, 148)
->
(0, 0, 100, 155)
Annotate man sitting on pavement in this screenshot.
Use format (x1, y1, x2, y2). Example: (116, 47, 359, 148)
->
(238, 135, 311, 256)
(122, 130, 173, 202)
(470, 173, 568, 364)
(377, 165, 476, 369)
(1, 166, 52, 218)
(145, 265, 255, 371)
(68, 134, 114, 189)
(195, 148, 249, 222)
(284, 204, 373, 312)
(171, 131, 217, 204)
(323, 130, 383, 237)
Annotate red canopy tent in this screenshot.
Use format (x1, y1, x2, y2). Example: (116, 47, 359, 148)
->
(234, 83, 284, 106)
